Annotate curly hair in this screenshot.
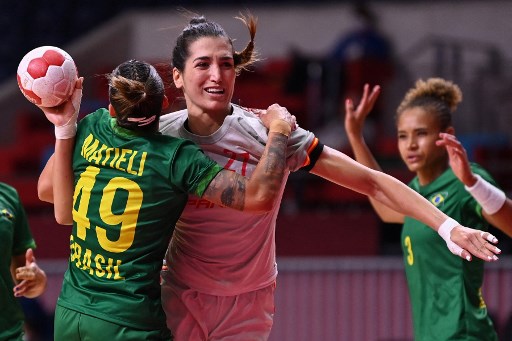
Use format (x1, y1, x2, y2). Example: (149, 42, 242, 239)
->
(396, 77, 462, 130)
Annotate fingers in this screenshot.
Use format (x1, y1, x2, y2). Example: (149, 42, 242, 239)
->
(451, 227, 500, 262)
(359, 84, 370, 106)
(345, 98, 354, 113)
(366, 84, 381, 107)
(76, 76, 84, 89)
(459, 249, 472, 262)
(13, 280, 27, 297)
(13, 280, 37, 297)
(481, 231, 498, 243)
(25, 248, 35, 264)
(468, 232, 500, 262)
(437, 133, 464, 149)
(16, 266, 36, 280)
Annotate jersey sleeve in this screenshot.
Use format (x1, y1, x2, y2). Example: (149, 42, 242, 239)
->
(7, 186, 36, 256)
(169, 140, 223, 197)
(234, 105, 317, 172)
(285, 127, 318, 171)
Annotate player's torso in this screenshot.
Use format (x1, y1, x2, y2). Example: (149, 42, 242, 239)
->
(62, 109, 192, 329)
(402, 168, 495, 340)
(161, 108, 285, 294)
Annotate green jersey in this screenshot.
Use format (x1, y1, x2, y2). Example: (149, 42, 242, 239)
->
(57, 109, 222, 331)
(402, 164, 497, 340)
(0, 182, 35, 341)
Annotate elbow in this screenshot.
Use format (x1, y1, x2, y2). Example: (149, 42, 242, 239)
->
(37, 178, 53, 203)
(56, 217, 73, 226)
(55, 216, 73, 226)
(54, 210, 73, 226)
(254, 199, 276, 213)
(245, 190, 278, 213)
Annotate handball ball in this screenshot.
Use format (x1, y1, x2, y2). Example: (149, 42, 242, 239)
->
(17, 46, 78, 107)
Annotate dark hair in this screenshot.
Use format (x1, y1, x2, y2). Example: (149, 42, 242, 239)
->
(108, 60, 165, 132)
(172, 13, 258, 75)
(396, 77, 462, 131)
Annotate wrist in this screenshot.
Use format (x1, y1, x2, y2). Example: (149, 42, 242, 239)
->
(55, 121, 77, 139)
(464, 174, 478, 187)
(346, 131, 365, 143)
(438, 217, 459, 241)
(437, 217, 467, 259)
(269, 120, 291, 137)
(465, 174, 506, 214)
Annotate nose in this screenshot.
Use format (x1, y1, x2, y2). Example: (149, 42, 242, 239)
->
(406, 136, 418, 149)
(209, 64, 221, 83)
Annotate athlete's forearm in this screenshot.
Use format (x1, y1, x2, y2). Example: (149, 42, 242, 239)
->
(370, 170, 448, 230)
(38, 154, 55, 203)
(243, 127, 289, 211)
(203, 120, 290, 213)
(483, 198, 512, 237)
(52, 139, 75, 225)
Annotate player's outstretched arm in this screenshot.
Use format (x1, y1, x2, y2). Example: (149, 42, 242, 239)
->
(310, 145, 500, 262)
(202, 104, 294, 213)
(437, 132, 512, 237)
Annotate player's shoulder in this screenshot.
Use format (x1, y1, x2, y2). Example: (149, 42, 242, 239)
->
(80, 108, 110, 125)
(0, 182, 21, 208)
(160, 109, 187, 126)
(229, 104, 267, 133)
(231, 104, 260, 120)
(0, 182, 17, 197)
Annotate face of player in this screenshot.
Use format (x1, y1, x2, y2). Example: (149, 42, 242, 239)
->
(173, 36, 236, 118)
(397, 107, 448, 184)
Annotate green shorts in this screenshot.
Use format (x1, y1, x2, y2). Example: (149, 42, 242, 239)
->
(54, 304, 172, 340)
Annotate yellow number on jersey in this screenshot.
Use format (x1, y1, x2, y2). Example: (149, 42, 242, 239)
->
(73, 166, 100, 240)
(73, 165, 142, 253)
(404, 236, 414, 265)
(97, 177, 142, 252)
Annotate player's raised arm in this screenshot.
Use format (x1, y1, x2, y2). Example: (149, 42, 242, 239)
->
(202, 104, 295, 213)
(437, 132, 512, 237)
(36, 78, 83, 225)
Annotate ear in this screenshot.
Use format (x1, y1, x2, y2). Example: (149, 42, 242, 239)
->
(445, 126, 455, 135)
(108, 104, 116, 117)
(173, 67, 183, 89)
(162, 95, 169, 110)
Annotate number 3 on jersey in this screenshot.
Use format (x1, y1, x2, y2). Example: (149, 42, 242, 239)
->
(73, 165, 142, 253)
(404, 236, 414, 265)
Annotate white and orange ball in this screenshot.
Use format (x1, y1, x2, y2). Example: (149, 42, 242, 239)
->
(17, 46, 78, 107)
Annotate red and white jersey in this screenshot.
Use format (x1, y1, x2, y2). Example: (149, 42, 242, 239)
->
(159, 105, 316, 295)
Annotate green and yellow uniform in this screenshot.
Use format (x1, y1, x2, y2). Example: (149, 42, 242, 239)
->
(402, 164, 497, 340)
(55, 109, 222, 339)
(0, 182, 36, 341)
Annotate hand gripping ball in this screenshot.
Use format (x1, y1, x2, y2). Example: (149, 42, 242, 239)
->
(17, 46, 78, 107)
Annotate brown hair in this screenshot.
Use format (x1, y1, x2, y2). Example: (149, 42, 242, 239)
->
(172, 13, 259, 75)
(108, 60, 165, 132)
(396, 77, 462, 130)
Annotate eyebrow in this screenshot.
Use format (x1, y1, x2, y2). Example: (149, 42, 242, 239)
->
(193, 56, 210, 63)
(193, 55, 234, 63)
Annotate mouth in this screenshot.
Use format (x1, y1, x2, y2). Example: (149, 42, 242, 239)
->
(204, 87, 224, 95)
(406, 155, 421, 164)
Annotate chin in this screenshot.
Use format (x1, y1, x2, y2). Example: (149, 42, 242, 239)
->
(404, 163, 419, 172)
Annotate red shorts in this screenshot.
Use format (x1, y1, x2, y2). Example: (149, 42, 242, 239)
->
(161, 275, 276, 341)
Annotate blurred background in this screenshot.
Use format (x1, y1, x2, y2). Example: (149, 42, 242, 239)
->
(1, 0, 512, 340)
